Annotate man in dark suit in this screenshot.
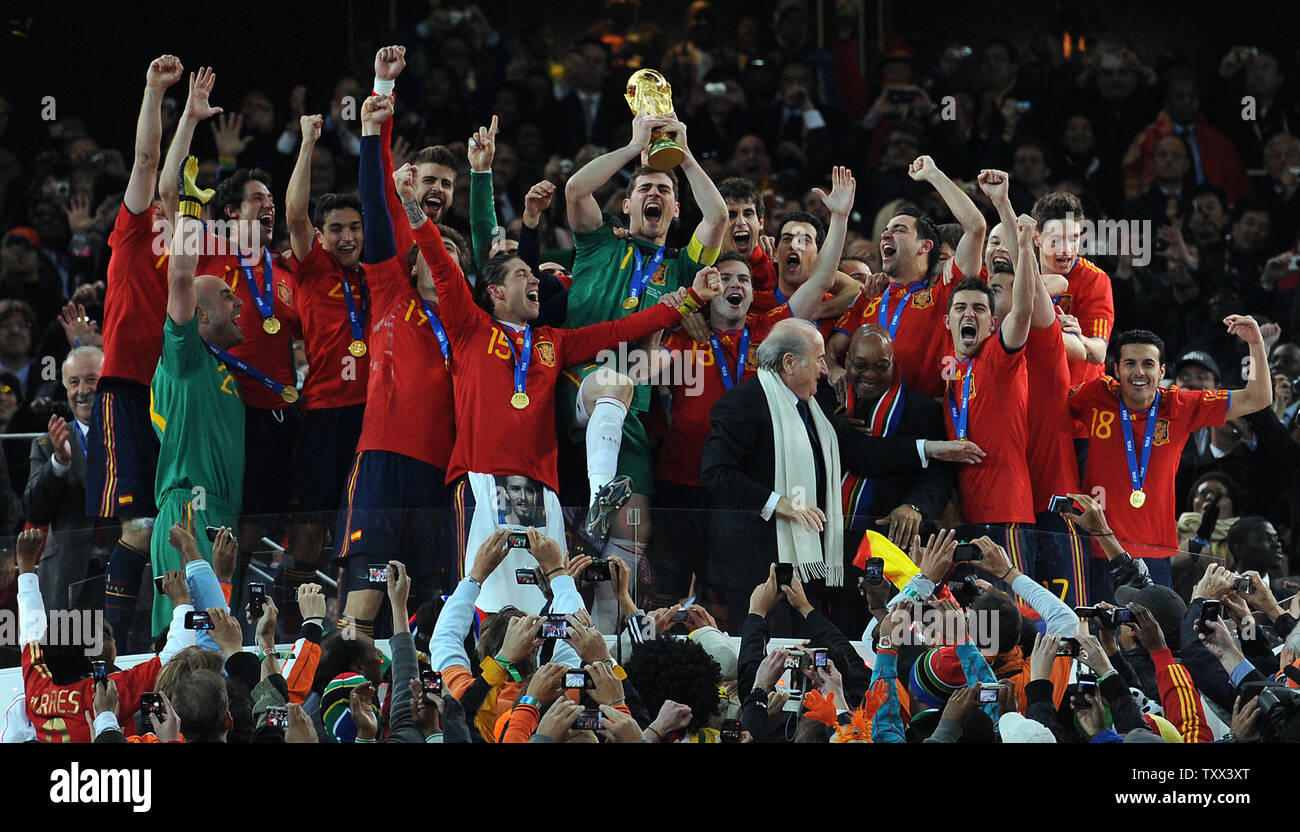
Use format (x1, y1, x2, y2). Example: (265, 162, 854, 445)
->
(548, 38, 629, 160)
(1123, 134, 1192, 228)
(25, 345, 104, 611)
(701, 318, 982, 634)
(816, 323, 953, 634)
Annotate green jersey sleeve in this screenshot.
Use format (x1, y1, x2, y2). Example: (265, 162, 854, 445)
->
(161, 315, 209, 378)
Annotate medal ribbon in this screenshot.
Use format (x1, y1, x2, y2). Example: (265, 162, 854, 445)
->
(237, 248, 276, 323)
(876, 280, 926, 339)
(338, 267, 370, 344)
(843, 375, 906, 531)
(946, 359, 974, 439)
(501, 324, 532, 398)
(1118, 388, 1161, 496)
(421, 300, 452, 365)
(626, 245, 666, 308)
(205, 341, 292, 400)
(708, 327, 750, 390)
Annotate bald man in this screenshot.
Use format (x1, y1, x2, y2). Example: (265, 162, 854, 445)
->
(146, 208, 251, 635)
(814, 323, 954, 634)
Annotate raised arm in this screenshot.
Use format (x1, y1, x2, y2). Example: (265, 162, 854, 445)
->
(565, 110, 666, 233)
(126, 55, 184, 214)
(467, 115, 501, 271)
(1224, 315, 1273, 419)
(661, 114, 727, 253)
(787, 167, 855, 320)
(910, 156, 985, 280)
(359, 94, 396, 264)
(166, 212, 202, 326)
(159, 67, 223, 221)
(286, 114, 322, 262)
(1001, 215, 1037, 350)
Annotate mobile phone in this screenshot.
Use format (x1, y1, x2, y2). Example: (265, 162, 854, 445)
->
(1200, 600, 1223, 629)
(1111, 608, 1134, 625)
(564, 670, 594, 690)
(952, 543, 982, 562)
(670, 606, 690, 623)
(888, 89, 913, 104)
(1056, 637, 1080, 657)
(153, 575, 165, 595)
(720, 719, 742, 742)
(367, 564, 390, 584)
(774, 563, 794, 587)
(1012, 99, 1031, 114)
(515, 568, 538, 585)
(811, 648, 829, 668)
(247, 582, 266, 618)
(205, 525, 221, 543)
(1077, 672, 1098, 693)
(1228, 574, 1254, 594)
(572, 709, 601, 730)
(582, 558, 612, 582)
(863, 556, 885, 585)
(92, 660, 108, 685)
(420, 669, 442, 700)
(783, 649, 803, 669)
(506, 531, 530, 549)
(540, 613, 568, 640)
(140, 692, 163, 721)
(978, 683, 1002, 703)
(184, 610, 214, 630)
(704, 82, 727, 97)
(1048, 495, 1074, 514)
(265, 706, 289, 729)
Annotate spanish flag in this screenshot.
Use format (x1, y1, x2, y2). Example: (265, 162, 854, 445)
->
(851, 530, 921, 589)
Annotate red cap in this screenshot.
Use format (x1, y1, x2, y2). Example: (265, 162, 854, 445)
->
(3, 226, 40, 247)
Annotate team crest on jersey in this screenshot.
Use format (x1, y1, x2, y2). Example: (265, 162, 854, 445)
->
(911, 289, 934, 309)
(536, 341, 557, 367)
(1154, 418, 1170, 446)
(649, 264, 668, 286)
(277, 283, 292, 304)
(1056, 293, 1073, 314)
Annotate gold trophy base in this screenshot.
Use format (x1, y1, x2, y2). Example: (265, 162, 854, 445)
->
(646, 135, 685, 171)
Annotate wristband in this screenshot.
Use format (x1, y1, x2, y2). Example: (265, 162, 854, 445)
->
(354, 736, 377, 744)
(516, 695, 541, 709)
(373, 77, 395, 96)
(465, 575, 482, 588)
(544, 567, 565, 578)
(998, 567, 1014, 581)
(217, 155, 237, 167)
(604, 659, 628, 681)
(677, 295, 701, 317)
(1191, 536, 1211, 548)
(645, 726, 663, 742)
(494, 654, 523, 682)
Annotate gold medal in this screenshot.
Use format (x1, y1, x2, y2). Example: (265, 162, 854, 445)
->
(348, 340, 367, 358)
(263, 316, 281, 335)
(1129, 489, 1146, 509)
(510, 392, 530, 409)
(622, 296, 640, 310)
(281, 386, 299, 404)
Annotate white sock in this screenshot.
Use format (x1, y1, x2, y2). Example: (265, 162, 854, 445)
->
(586, 396, 628, 505)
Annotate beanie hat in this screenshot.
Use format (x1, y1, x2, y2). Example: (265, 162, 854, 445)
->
(1114, 583, 1187, 651)
(908, 647, 965, 710)
(999, 711, 1056, 743)
(321, 672, 380, 743)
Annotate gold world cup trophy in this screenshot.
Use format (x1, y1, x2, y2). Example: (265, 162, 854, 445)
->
(625, 68, 685, 171)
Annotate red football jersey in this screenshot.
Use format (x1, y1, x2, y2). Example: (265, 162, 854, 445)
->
(943, 332, 1034, 523)
(101, 204, 169, 384)
(188, 243, 302, 410)
(292, 239, 412, 411)
(23, 644, 159, 743)
(1025, 321, 1081, 513)
(414, 222, 683, 491)
(356, 281, 456, 470)
(834, 278, 955, 399)
(747, 246, 778, 295)
(1069, 379, 1230, 558)
(1060, 256, 1113, 389)
(655, 306, 791, 487)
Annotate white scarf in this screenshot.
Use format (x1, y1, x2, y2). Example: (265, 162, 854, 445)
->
(757, 368, 844, 586)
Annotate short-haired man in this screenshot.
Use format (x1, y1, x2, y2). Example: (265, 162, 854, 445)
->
(651, 167, 855, 600)
(560, 107, 728, 572)
(26, 346, 105, 612)
(746, 207, 860, 337)
(717, 176, 777, 294)
(398, 164, 722, 614)
(90, 55, 184, 648)
(147, 199, 249, 635)
(159, 67, 303, 607)
(1068, 323, 1272, 596)
(828, 156, 986, 399)
(1031, 190, 1113, 389)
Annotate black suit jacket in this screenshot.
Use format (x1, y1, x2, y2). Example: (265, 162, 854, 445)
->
(25, 424, 94, 610)
(814, 383, 954, 523)
(700, 377, 924, 593)
(548, 86, 629, 159)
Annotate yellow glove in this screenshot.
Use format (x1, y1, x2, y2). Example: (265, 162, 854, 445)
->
(178, 155, 213, 219)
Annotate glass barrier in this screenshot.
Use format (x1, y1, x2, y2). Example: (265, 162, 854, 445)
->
(3, 501, 1280, 670)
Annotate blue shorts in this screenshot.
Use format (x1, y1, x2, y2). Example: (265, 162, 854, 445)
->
(86, 379, 159, 518)
(335, 450, 454, 580)
(243, 403, 300, 519)
(292, 403, 365, 516)
(1015, 512, 1090, 607)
